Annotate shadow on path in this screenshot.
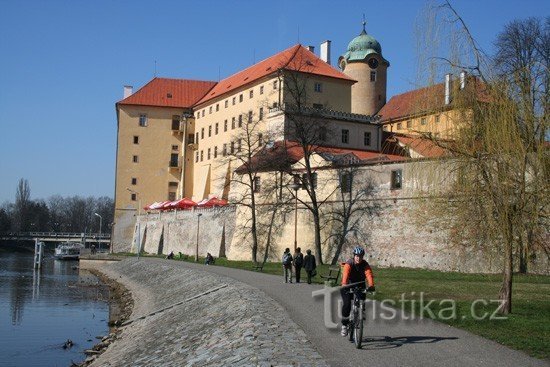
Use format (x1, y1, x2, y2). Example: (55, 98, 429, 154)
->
(358, 335, 459, 350)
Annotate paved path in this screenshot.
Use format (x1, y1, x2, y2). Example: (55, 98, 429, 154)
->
(176, 260, 547, 367)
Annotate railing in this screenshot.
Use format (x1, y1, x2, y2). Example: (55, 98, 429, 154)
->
(0, 232, 111, 241)
(268, 103, 381, 123)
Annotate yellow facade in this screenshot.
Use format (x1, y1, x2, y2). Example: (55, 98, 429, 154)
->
(382, 109, 468, 139)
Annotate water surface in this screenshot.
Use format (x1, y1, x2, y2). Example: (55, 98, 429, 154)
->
(0, 247, 109, 367)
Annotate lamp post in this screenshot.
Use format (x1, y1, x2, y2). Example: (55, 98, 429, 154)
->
(126, 188, 141, 258)
(289, 181, 301, 252)
(94, 213, 102, 252)
(195, 213, 203, 262)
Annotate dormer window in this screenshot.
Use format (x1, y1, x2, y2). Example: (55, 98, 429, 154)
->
(167, 93, 172, 98)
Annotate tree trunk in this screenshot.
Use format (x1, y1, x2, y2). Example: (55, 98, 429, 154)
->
(312, 208, 323, 264)
(497, 224, 514, 314)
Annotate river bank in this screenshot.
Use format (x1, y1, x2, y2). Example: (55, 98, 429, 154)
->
(79, 257, 328, 366)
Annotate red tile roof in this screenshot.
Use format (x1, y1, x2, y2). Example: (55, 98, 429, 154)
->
(117, 78, 216, 108)
(195, 44, 356, 106)
(378, 77, 489, 122)
(385, 133, 449, 158)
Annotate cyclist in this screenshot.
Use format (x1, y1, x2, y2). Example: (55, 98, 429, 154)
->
(340, 246, 375, 336)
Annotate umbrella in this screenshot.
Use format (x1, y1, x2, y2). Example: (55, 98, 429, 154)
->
(169, 198, 197, 209)
(197, 196, 228, 208)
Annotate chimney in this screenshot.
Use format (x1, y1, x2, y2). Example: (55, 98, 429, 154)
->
(459, 70, 467, 90)
(307, 45, 315, 53)
(320, 40, 331, 65)
(444, 74, 452, 105)
(123, 85, 133, 99)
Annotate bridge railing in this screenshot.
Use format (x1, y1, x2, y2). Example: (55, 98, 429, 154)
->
(0, 232, 111, 239)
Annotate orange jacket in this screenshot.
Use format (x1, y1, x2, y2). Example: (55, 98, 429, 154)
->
(341, 259, 374, 287)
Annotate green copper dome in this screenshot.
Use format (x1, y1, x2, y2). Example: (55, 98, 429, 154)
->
(339, 25, 389, 67)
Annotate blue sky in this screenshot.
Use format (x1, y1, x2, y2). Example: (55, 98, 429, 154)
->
(0, 0, 547, 204)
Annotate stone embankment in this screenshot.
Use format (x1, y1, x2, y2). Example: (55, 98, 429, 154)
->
(81, 258, 328, 367)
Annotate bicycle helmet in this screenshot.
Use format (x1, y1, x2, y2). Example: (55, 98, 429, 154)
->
(352, 246, 365, 256)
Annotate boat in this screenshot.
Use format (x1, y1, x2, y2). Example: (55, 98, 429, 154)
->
(54, 242, 82, 260)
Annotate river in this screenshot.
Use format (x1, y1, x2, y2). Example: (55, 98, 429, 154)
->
(0, 246, 110, 367)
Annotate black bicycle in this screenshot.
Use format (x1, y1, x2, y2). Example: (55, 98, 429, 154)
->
(347, 287, 373, 348)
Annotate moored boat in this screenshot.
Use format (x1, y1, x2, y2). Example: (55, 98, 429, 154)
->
(54, 242, 82, 260)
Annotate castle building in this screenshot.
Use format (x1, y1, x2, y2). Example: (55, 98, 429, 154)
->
(112, 25, 456, 248)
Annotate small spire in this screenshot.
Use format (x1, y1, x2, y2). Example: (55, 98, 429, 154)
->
(361, 14, 367, 35)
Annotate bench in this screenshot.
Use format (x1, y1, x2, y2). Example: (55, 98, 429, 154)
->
(252, 262, 265, 272)
(320, 265, 341, 284)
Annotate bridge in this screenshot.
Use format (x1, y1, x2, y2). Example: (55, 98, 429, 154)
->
(0, 232, 111, 244)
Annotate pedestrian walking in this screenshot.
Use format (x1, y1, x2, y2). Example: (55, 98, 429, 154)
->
(303, 249, 317, 284)
(282, 248, 293, 283)
(294, 247, 304, 283)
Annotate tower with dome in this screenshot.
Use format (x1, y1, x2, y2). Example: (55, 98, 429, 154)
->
(338, 22, 390, 116)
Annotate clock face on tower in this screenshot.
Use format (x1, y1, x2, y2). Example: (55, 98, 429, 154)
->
(367, 57, 379, 69)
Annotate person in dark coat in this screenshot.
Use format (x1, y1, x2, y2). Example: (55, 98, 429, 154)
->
(293, 247, 304, 283)
(303, 249, 317, 284)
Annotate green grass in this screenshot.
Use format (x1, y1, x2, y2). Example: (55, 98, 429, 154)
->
(117, 253, 550, 359)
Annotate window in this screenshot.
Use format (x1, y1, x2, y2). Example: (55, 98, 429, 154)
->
(237, 138, 242, 152)
(435, 114, 440, 123)
(260, 85, 264, 94)
(239, 94, 243, 102)
(196, 112, 200, 119)
(314, 82, 322, 92)
(232, 117, 236, 129)
(313, 103, 323, 109)
(370, 71, 376, 82)
(133, 136, 139, 144)
(225, 100, 228, 108)
(168, 181, 178, 187)
(248, 110, 252, 123)
(200, 150, 204, 162)
(167, 93, 172, 99)
(223, 143, 227, 157)
(232, 97, 236, 105)
(319, 126, 327, 141)
(195, 151, 199, 162)
(170, 154, 178, 167)
(172, 145, 178, 151)
(207, 148, 211, 160)
(188, 134, 194, 144)
(273, 80, 278, 90)
(341, 129, 349, 144)
(139, 114, 148, 127)
(168, 192, 176, 201)
(364, 132, 371, 146)
(208, 125, 212, 137)
(224, 119, 228, 132)
(340, 171, 352, 193)
(259, 107, 264, 120)
(131, 178, 137, 185)
(391, 169, 403, 190)
(201, 128, 204, 139)
(406, 120, 412, 128)
(214, 146, 218, 158)
(216, 104, 219, 112)
(230, 141, 235, 154)
(253, 177, 261, 193)
(258, 133, 263, 147)
(215, 123, 219, 135)
(133, 155, 138, 163)
(195, 132, 199, 143)
(238, 115, 242, 127)
(131, 193, 137, 201)
(302, 173, 317, 189)
(172, 115, 180, 130)
(421, 117, 427, 125)
(209, 106, 212, 114)
(272, 102, 278, 108)
(397, 122, 402, 130)
(249, 90, 253, 98)
(201, 110, 205, 117)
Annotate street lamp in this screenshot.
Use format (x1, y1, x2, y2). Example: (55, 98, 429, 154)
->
(289, 179, 302, 252)
(195, 213, 203, 262)
(126, 188, 142, 258)
(94, 213, 102, 253)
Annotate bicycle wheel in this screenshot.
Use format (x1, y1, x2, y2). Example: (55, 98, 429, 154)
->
(354, 301, 364, 349)
(349, 304, 357, 342)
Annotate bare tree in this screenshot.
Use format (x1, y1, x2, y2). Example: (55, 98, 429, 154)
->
(324, 164, 383, 264)
(13, 178, 31, 231)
